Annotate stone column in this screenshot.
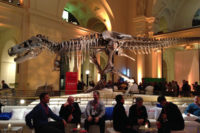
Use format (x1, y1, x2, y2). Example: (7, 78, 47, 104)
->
(131, 16, 157, 80)
(137, 54, 145, 84)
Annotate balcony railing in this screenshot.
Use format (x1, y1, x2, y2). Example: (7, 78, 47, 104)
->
(0, 0, 22, 7)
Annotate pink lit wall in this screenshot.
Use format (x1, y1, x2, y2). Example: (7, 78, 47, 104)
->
(175, 50, 199, 90)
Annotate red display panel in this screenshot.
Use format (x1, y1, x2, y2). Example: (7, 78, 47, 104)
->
(65, 72, 78, 94)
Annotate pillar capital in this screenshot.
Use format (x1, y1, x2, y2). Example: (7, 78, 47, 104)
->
(132, 16, 155, 37)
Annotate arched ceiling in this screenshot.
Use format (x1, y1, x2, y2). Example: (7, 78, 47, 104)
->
(63, 0, 113, 32)
(152, 0, 200, 34)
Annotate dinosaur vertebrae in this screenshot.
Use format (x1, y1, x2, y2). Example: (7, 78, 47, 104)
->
(35, 32, 200, 55)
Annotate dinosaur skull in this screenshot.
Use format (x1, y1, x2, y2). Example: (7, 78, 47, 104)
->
(8, 35, 44, 63)
(102, 31, 132, 41)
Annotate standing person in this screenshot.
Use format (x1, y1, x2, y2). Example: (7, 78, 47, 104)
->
(175, 81, 180, 97)
(77, 80, 85, 93)
(182, 80, 191, 97)
(25, 93, 66, 133)
(84, 91, 105, 133)
(113, 94, 137, 133)
(59, 96, 81, 125)
(129, 97, 150, 130)
(1, 80, 9, 89)
(157, 95, 184, 133)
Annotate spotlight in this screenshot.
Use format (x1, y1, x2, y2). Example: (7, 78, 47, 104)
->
(8, 123, 11, 129)
(20, 99, 25, 104)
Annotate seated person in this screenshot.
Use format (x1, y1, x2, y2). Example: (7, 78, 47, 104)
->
(145, 83, 154, 94)
(113, 94, 137, 133)
(84, 91, 105, 133)
(184, 96, 200, 116)
(157, 95, 184, 133)
(25, 93, 66, 133)
(0, 101, 4, 114)
(89, 81, 95, 87)
(125, 82, 139, 94)
(1, 80, 9, 89)
(129, 97, 150, 130)
(59, 96, 81, 125)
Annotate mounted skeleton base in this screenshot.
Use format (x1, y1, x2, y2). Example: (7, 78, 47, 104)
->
(8, 31, 200, 92)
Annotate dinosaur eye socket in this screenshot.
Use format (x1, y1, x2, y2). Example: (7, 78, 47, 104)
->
(24, 42, 28, 47)
(28, 40, 32, 44)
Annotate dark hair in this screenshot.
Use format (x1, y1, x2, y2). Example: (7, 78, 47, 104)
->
(93, 90, 100, 96)
(39, 92, 48, 101)
(157, 95, 166, 103)
(115, 94, 123, 103)
(136, 97, 143, 102)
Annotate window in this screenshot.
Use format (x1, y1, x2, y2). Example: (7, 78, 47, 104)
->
(62, 10, 79, 25)
(122, 68, 130, 81)
(62, 10, 69, 21)
(192, 9, 200, 27)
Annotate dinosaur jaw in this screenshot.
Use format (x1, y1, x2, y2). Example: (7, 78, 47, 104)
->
(14, 50, 41, 63)
(14, 53, 35, 63)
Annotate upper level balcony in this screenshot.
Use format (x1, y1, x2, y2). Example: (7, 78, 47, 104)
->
(0, 0, 23, 7)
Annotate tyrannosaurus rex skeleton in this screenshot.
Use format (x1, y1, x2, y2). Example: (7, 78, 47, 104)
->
(8, 31, 200, 92)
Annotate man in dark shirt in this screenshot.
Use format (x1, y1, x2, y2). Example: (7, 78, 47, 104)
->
(129, 97, 150, 130)
(157, 95, 184, 133)
(113, 94, 137, 133)
(25, 93, 66, 133)
(182, 80, 191, 97)
(1, 80, 9, 89)
(59, 96, 81, 125)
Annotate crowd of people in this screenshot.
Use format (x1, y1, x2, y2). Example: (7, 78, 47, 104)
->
(113, 79, 200, 97)
(77, 78, 200, 97)
(25, 91, 196, 133)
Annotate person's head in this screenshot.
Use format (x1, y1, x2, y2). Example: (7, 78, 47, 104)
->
(194, 96, 199, 104)
(136, 97, 143, 107)
(115, 94, 124, 104)
(39, 92, 50, 103)
(157, 95, 167, 107)
(67, 96, 74, 105)
(93, 91, 100, 101)
(1, 80, 5, 84)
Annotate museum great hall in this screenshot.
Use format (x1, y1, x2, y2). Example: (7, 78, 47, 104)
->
(0, 0, 200, 133)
